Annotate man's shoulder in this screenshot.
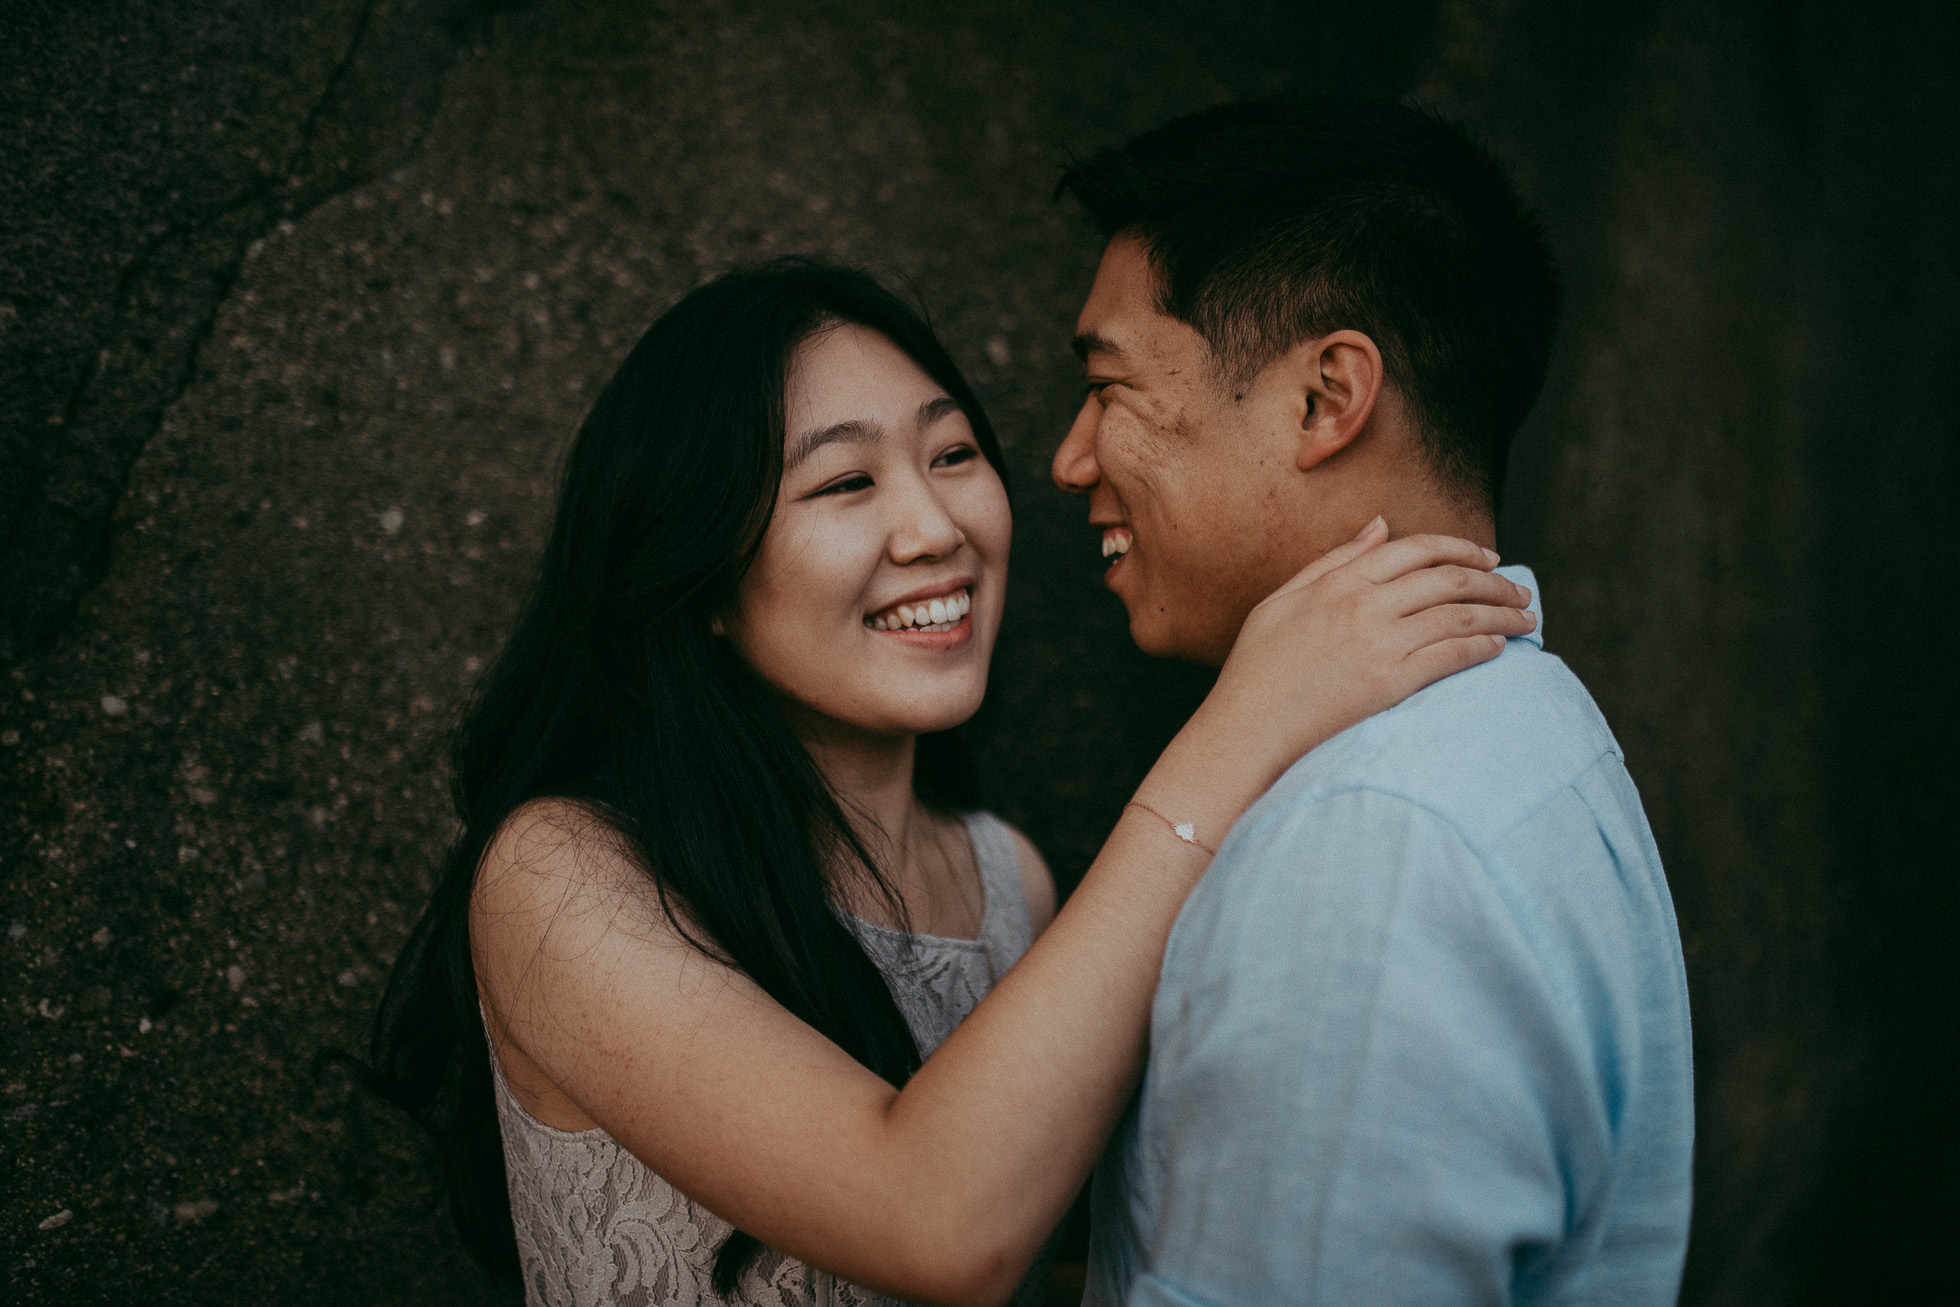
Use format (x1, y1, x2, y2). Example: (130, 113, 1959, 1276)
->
(1250, 639, 1623, 849)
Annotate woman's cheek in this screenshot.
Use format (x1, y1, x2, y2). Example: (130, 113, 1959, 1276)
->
(962, 472, 1013, 563)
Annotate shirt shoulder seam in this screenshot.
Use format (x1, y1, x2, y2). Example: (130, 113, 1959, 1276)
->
(1232, 744, 1624, 865)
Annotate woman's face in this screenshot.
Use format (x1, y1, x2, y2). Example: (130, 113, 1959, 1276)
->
(723, 324, 1011, 743)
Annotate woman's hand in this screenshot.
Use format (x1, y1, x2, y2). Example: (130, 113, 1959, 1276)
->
(1133, 519, 1534, 850)
(1210, 517, 1535, 779)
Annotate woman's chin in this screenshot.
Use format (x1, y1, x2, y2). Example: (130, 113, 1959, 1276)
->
(873, 686, 990, 740)
(886, 698, 985, 739)
(786, 683, 986, 747)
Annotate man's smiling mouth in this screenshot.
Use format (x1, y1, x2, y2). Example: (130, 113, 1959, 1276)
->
(1102, 527, 1133, 563)
(865, 586, 972, 632)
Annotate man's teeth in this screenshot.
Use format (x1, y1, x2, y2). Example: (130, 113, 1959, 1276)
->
(1101, 527, 1134, 559)
(866, 588, 972, 632)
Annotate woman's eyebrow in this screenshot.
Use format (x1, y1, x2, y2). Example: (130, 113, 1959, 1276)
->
(786, 398, 960, 471)
(918, 396, 962, 427)
(786, 419, 881, 471)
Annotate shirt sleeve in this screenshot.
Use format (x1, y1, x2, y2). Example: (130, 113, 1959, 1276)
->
(1128, 787, 1601, 1307)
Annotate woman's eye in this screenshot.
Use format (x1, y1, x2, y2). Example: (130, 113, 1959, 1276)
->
(933, 445, 979, 468)
(815, 474, 874, 496)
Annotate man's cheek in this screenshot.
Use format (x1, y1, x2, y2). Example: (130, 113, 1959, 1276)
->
(1111, 398, 1184, 472)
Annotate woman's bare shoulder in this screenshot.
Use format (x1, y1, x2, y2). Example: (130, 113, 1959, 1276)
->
(471, 797, 689, 962)
(998, 820, 1058, 935)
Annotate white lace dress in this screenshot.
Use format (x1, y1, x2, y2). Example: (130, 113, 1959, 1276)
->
(487, 810, 1053, 1307)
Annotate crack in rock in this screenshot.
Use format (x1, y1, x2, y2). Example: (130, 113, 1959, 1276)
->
(0, 0, 527, 666)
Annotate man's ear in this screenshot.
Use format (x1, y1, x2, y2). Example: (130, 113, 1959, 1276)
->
(1290, 329, 1384, 473)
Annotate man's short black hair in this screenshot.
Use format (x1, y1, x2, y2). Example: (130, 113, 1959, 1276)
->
(1057, 97, 1561, 510)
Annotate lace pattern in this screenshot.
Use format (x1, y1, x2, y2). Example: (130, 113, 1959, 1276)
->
(489, 811, 1047, 1307)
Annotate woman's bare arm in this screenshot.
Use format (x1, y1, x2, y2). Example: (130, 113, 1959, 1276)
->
(473, 527, 1535, 1307)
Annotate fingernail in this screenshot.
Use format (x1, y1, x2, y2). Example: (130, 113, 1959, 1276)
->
(1490, 634, 1507, 648)
(1482, 548, 1500, 565)
(1517, 586, 1532, 604)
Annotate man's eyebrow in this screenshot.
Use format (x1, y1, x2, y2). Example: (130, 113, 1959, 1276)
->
(1072, 331, 1126, 364)
(785, 418, 880, 472)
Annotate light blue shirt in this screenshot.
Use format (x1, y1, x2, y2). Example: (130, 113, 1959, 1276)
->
(1086, 567, 1694, 1307)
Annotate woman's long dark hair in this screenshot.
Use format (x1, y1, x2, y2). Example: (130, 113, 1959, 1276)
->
(358, 259, 1009, 1293)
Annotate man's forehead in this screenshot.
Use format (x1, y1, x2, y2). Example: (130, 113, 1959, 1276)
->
(1073, 235, 1190, 366)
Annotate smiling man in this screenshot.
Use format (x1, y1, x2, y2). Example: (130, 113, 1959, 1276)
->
(1053, 100, 1696, 1305)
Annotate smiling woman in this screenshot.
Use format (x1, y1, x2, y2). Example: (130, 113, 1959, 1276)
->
(355, 259, 1536, 1307)
(724, 324, 1010, 744)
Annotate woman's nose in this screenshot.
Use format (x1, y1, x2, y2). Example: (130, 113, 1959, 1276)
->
(1051, 396, 1102, 494)
(889, 476, 965, 562)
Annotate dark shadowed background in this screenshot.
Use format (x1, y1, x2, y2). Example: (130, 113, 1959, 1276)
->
(4, 1, 1955, 1302)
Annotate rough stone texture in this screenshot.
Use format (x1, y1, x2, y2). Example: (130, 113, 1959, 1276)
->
(0, 0, 524, 667)
(2, 1, 1954, 1303)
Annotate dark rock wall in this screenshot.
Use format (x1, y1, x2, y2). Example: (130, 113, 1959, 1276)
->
(3, 1, 1953, 1301)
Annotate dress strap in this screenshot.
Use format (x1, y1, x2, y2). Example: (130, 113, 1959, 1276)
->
(964, 810, 1035, 981)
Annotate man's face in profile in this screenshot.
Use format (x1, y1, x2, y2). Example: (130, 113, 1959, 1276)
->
(1053, 236, 1309, 666)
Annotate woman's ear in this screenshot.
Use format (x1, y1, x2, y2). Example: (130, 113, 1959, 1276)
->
(1291, 329, 1384, 473)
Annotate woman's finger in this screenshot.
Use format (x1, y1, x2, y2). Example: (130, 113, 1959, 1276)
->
(1397, 631, 1512, 685)
(1377, 565, 1531, 618)
(1336, 532, 1500, 587)
(1396, 601, 1539, 650)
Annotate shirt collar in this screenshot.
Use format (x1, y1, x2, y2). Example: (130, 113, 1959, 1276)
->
(1496, 563, 1544, 649)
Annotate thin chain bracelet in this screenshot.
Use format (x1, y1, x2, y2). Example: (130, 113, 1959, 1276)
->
(1124, 801, 1216, 855)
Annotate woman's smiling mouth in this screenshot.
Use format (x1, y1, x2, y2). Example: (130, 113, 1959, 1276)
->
(866, 586, 972, 632)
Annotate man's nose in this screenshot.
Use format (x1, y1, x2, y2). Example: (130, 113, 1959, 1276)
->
(1051, 396, 1102, 494)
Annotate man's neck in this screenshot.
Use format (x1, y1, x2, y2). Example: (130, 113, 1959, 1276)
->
(1348, 473, 1496, 554)
(1384, 503, 1496, 552)
(1305, 410, 1497, 555)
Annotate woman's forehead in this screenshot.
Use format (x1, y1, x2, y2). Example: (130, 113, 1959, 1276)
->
(785, 325, 953, 447)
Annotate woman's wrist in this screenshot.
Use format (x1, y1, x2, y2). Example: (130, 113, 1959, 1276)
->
(1130, 695, 1298, 857)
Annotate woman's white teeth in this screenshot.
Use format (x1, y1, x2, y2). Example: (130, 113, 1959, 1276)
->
(868, 589, 970, 631)
(1102, 527, 1134, 559)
